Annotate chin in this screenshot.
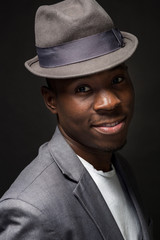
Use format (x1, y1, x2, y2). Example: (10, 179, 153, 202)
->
(93, 139, 127, 153)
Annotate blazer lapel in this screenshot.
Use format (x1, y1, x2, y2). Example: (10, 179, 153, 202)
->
(48, 127, 124, 240)
(113, 154, 152, 240)
(74, 170, 124, 240)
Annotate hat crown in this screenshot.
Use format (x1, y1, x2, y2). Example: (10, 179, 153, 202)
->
(35, 0, 114, 48)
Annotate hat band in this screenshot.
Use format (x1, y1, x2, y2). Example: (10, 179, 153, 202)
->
(36, 28, 125, 68)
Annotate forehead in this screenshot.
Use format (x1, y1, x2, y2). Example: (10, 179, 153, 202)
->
(48, 64, 128, 88)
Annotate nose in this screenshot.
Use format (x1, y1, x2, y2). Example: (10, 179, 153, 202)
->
(93, 90, 121, 112)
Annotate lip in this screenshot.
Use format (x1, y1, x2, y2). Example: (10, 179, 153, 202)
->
(91, 118, 126, 135)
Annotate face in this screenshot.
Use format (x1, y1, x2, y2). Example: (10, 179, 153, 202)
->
(43, 65, 134, 154)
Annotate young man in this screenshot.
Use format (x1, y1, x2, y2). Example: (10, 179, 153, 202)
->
(0, 0, 152, 239)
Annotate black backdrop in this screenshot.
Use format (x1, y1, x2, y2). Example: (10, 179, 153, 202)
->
(0, 0, 160, 239)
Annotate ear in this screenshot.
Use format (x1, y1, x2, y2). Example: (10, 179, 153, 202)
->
(41, 86, 57, 114)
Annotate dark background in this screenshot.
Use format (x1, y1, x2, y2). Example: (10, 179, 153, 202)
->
(0, 0, 159, 239)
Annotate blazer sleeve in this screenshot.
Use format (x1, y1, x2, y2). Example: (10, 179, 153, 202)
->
(0, 198, 57, 240)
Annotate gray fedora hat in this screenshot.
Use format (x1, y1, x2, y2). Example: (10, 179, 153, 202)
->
(25, 0, 138, 79)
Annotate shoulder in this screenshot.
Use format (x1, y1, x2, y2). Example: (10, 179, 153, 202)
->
(0, 139, 63, 210)
(0, 138, 65, 239)
(0, 198, 57, 239)
(0, 128, 78, 215)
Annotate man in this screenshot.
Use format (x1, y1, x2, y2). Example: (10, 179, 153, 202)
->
(0, 0, 152, 239)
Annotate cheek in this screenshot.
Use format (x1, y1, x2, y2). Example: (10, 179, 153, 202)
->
(123, 86, 134, 106)
(56, 97, 89, 124)
(129, 89, 135, 108)
(123, 89, 135, 121)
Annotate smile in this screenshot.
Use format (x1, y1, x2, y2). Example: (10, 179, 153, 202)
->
(91, 118, 126, 135)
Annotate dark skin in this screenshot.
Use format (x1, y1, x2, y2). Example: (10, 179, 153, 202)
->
(41, 64, 134, 172)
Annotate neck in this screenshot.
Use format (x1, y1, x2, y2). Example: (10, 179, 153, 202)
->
(59, 126, 112, 172)
(70, 142, 112, 172)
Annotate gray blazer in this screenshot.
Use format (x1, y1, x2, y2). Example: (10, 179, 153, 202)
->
(0, 127, 152, 240)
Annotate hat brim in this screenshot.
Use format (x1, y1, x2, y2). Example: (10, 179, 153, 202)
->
(25, 32, 138, 79)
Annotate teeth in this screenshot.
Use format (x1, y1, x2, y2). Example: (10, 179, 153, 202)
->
(101, 121, 119, 127)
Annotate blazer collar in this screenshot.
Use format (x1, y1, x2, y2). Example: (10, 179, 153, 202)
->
(48, 126, 84, 182)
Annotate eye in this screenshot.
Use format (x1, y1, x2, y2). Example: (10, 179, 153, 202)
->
(76, 85, 91, 93)
(112, 76, 124, 85)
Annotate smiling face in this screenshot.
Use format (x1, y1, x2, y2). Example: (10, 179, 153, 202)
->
(42, 64, 134, 157)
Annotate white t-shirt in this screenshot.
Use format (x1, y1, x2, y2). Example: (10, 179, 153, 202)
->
(78, 156, 142, 240)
